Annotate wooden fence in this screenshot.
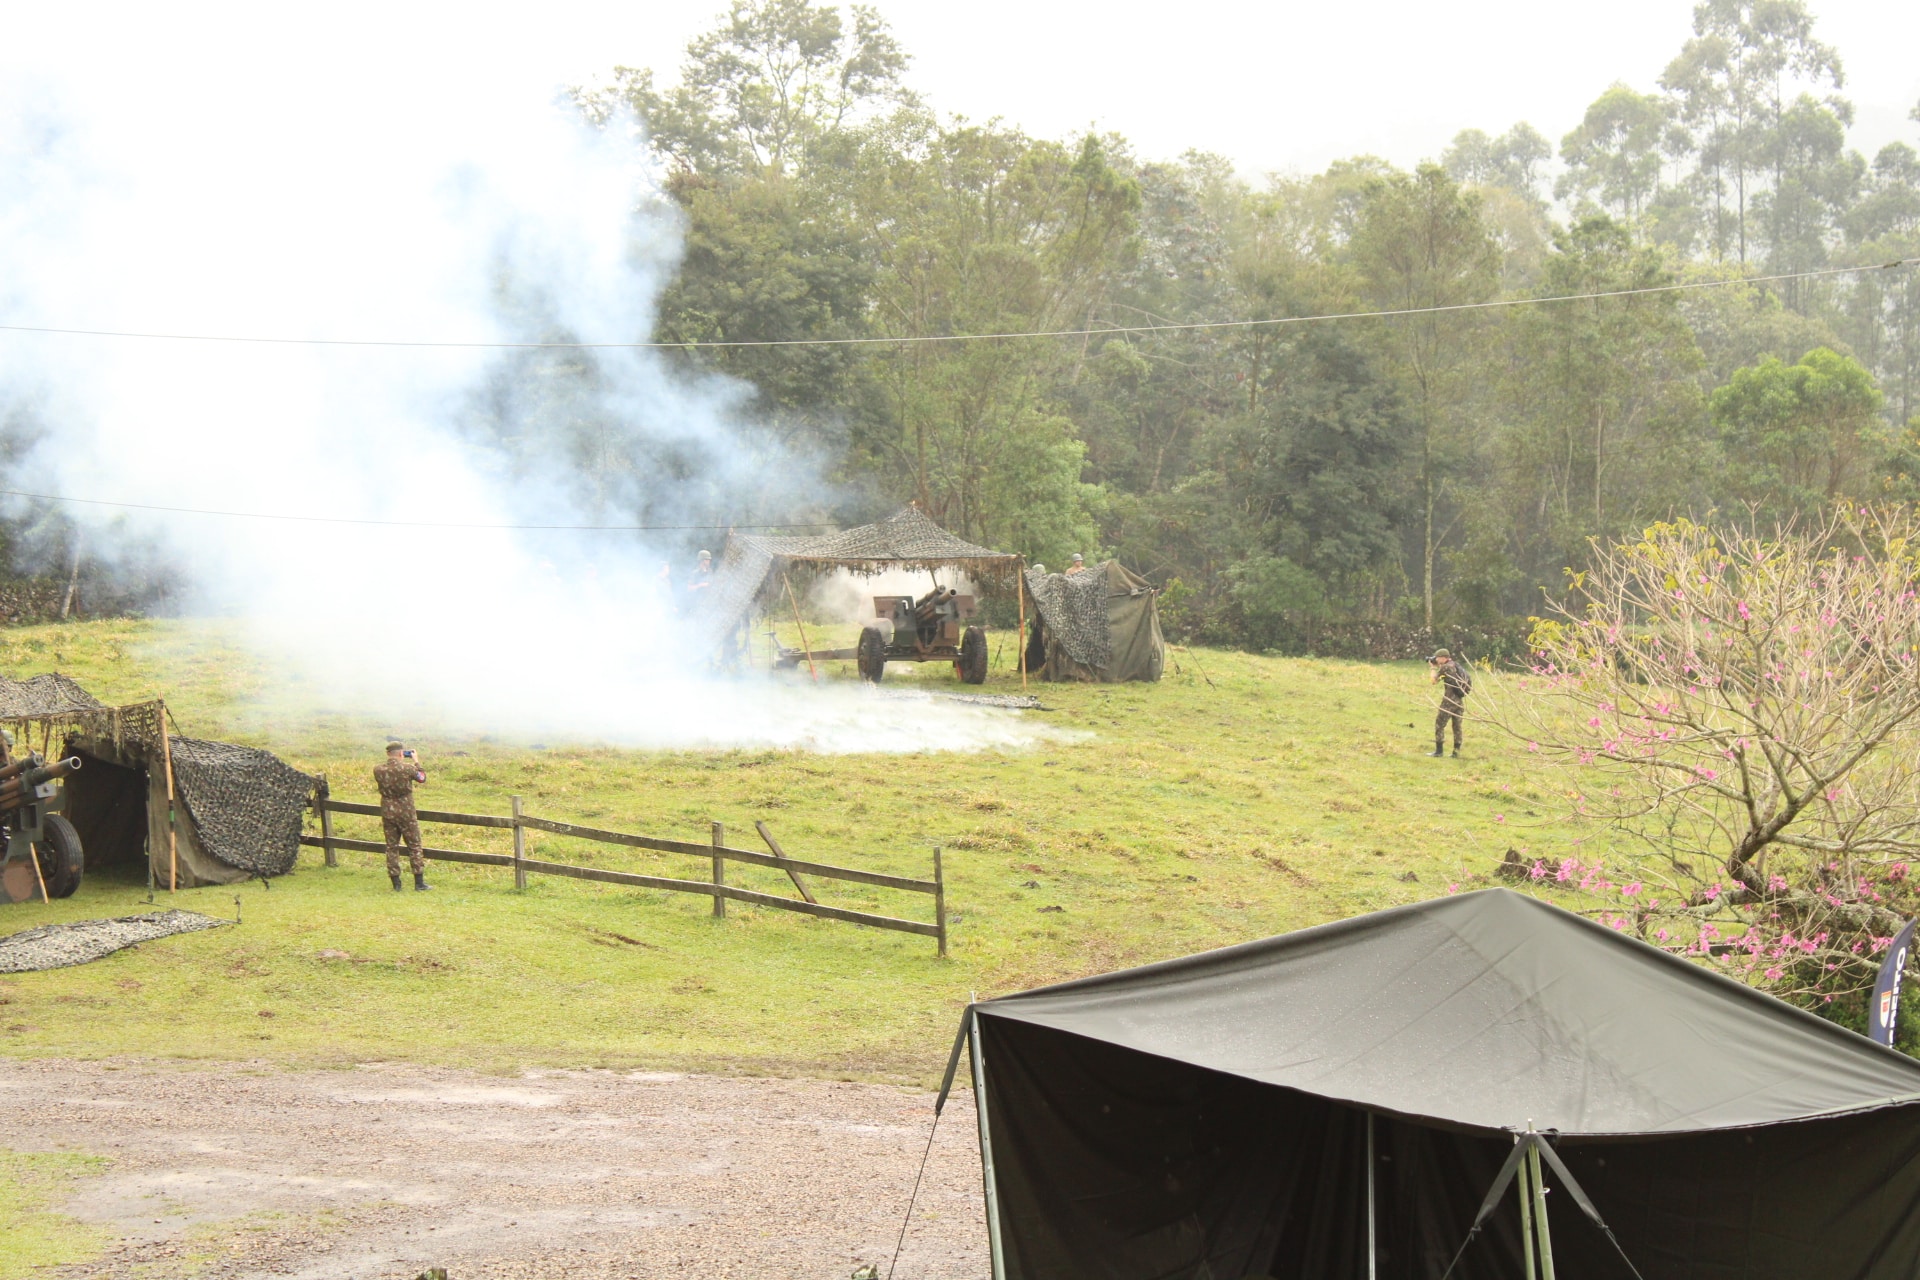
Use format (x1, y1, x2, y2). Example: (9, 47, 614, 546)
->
(302, 790, 947, 955)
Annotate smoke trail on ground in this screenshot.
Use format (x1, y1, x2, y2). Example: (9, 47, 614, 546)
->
(0, 20, 1053, 753)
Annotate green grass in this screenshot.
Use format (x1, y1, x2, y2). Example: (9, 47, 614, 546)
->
(0, 619, 1589, 1081)
(0, 1150, 108, 1278)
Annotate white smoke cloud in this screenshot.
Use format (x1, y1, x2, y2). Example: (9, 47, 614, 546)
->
(0, 18, 1055, 753)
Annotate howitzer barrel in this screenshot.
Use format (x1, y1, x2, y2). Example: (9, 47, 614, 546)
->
(0, 756, 80, 808)
(0, 752, 45, 785)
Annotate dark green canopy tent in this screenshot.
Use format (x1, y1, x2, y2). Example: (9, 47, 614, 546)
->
(938, 889, 1920, 1279)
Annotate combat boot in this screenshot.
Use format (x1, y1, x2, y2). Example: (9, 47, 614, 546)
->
(389, 873, 403, 892)
(414, 873, 431, 892)
(1427, 746, 1445, 757)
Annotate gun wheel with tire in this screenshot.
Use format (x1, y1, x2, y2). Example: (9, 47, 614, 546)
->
(959, 625, 988, 684)
(35, 813, 83, 899)
(856, 625, 887, 683)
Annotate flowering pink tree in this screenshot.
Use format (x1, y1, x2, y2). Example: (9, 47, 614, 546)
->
(1497, 511, 1920, 1006)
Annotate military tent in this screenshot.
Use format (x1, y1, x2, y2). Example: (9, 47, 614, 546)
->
(1022, 560, 1164, 682)
(939, 888, 1920, 1280)
(0, 675, 313, 888)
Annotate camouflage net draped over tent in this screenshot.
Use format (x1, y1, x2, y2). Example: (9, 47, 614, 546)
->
(0, 674, 315, 882)
(166, 738, 315, 877)
(1024, 560, 1166, 683)
(690, 506, 1022, 655)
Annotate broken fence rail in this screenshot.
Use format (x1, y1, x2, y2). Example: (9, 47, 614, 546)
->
(301, 792, 947, 954)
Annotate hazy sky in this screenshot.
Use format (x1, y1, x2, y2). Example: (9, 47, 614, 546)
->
(14, 0, 1920, 177)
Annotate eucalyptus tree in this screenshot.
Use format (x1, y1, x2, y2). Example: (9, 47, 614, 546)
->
(1348, 164, 1501, 628)
(1557, 84, 1675, 221)
(1659, 0, 1846, 265)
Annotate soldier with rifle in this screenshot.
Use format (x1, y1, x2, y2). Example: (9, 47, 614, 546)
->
(374, 741, 429, 891)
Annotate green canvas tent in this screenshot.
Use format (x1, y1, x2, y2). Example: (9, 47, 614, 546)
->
(940, 888, 1920, 1279)
(1023, 560, 1164, 683)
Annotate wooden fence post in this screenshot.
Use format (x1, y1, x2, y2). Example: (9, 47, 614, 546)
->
(512, 795, 526, 890)
(934, 846, 947, 958)
(711, 821, 726, 918)
(318, 775, 336, 868)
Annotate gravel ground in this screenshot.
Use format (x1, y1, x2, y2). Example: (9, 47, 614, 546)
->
(2, 1059, 988, 1279)
(0, 911, 231, 973)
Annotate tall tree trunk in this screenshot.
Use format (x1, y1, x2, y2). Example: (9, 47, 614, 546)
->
(59, 538, 81, 620)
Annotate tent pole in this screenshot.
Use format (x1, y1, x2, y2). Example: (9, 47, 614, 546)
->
(1528, 1126, 1557, 1280)
(1517, 1136, 1539, 1280)
(1366, 1111, 1377, 1280)
(161, 717, 179, 893)
(781, 573, 818, 681)
(1016, 559, 1029, 691)
(970, 1017, 1009, 1280)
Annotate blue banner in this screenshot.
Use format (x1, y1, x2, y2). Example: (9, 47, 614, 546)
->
(1870, 919, 1917, 1048)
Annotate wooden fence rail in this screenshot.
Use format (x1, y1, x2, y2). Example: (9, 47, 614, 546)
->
(302, 791, 947, 954)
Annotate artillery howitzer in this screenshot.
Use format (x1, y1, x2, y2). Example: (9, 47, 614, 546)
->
(774, 584, 990, 684)
(0, 752, 84, 904)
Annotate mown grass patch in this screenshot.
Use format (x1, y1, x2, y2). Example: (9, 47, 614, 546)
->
(0, 1149, 109, 1278)
(0, 619, 1598, 1081)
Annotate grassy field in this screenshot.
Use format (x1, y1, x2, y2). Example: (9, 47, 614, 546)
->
(0, 1149, 107, 1278)
(0, 619, 1589, 1082)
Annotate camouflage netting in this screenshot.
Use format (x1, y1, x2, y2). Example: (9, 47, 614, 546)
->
(0, 674, 315, 879)
(0, 673, 106, 719)
(690, 506, 1021, 657)
(1023, 560, 1166, 683)
(167, 737, 315, 877)
(1024, 565, 1113, 671)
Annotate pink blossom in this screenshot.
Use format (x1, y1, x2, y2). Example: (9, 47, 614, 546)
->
(1703, 883, 1722, 902)
(1494, 814, 1506, 824)
(1529, 861, 1547, 881)
(1765, 966, 1785, 980)
(1737, 601, 1751, 620)
(1557, 858, 1579, 883)
(1623, 882, 1643, 897)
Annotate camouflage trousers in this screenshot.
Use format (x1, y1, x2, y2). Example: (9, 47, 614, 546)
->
(383, 815, 425, 876)
(1435, 697, 1465, 749)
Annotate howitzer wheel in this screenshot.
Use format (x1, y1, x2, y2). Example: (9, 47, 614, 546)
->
(35, 814, 83, 899)
(856, 626, 887, 683)
(958, 625, 988, 684)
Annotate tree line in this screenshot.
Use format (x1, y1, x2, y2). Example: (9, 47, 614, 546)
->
(575, 0, 1920, 652)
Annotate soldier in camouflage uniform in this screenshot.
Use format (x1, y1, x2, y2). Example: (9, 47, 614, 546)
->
(374, 742, 429, 891)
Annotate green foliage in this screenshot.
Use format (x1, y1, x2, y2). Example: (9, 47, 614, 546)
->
(1711, 345, 1887, 516)
(556, 1, 1920, 657)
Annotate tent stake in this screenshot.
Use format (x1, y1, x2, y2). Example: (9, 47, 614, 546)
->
(1366, 1112, 1377, 1280)
(970, 1016, 1008, 1280)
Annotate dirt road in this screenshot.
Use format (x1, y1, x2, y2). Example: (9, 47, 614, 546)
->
(4, 1059, 988, 1279)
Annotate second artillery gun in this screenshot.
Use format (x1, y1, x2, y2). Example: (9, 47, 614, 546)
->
(0, 748, 83, 904)
(774, 583, 989, 684)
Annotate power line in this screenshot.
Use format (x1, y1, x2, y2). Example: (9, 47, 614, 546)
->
(0, 258, 1910, 351)
(0, 488, 834, 532)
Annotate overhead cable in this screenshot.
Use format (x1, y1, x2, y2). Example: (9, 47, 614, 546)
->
(0, 258, 1910, 351)
(0, 488, 833, 532)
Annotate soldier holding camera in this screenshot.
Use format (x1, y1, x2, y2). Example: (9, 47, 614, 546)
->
(374, 741, 429, 892)
(1427, 649, 1471, 757)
